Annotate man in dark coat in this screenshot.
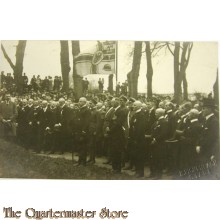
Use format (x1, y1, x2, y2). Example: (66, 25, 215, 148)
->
(38, 100, 53, 152)
(198, 98, 219, 164)
(109, 96, 128, 173)
(56, 98, 72, 154)
(123, 97, 136, 170)
(17, 99, 29, 147)
(76, 97, 91, 166)
(102, 96, 115, 164)
(0, 93, 17, 140)
(147, 108, 169, 179)
(129, 101, 147, 177)
(27, 100, 41, 152)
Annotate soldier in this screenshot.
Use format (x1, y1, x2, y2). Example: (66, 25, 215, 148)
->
(147, 108, 169, 179)
(129, 101, 147, 178)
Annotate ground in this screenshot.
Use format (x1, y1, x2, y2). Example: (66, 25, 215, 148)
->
(0, 138, 219, 180)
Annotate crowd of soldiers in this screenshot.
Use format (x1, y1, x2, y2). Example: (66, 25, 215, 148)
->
(0, 88, 219, 179)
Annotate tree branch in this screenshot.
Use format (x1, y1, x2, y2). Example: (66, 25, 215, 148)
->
(166, 42, 174, 56)
(1, 43, 15, 70)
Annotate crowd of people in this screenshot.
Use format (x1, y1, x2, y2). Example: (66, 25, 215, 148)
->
(0, 73, 219, 179)
(1, 71, 63, 93)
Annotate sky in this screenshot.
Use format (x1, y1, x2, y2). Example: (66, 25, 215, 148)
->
(0, 40, 218, 94)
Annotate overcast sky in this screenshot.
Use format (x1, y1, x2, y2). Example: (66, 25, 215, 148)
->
(0, 40, 218, 94)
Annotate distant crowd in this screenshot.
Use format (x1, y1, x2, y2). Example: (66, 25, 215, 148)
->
(1, 71, 63, 93)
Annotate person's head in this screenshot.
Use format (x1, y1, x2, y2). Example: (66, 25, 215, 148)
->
(128, 98, 136, 110)
(5, 94, 11, 101)
(59, 98, 65, 106)
(34, 100, 39, 107)
(22, 99, 27, 106)
(96, 102, 103, 110)
(69, 103, 75, 109)
(165, 101, 175, 112)
(201, 98, 215, 117)
(142, 103, 148, 111)
(188, 109, 200, 120)
(119, 95, 127, 107)
(133, 101, 142, 112)
(28, 99, 34, 106)
(158, 101, 165, 109)
(112, 98, 120, 108)
(50, 101, 57, 109)
(89, 99, 97, 109)
(78, 97, 87, 107)
(193, 103, 202, 111)
(183, 102, 192, 114)
(42, 100, 48, 108)
(155, 108, 165, 119)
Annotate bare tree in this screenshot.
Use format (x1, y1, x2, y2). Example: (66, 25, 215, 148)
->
(1, 40, 27, 92)
(167, 41, 193, 103)
(145, 41, 166, 99)
(71, 41, 81, 98)
(127, 41, 142, 98)
(60, 41, 71, 92)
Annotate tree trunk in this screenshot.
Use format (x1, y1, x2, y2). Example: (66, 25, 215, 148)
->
(173, 42, 181, 103)
(60, 41, 71, 92)
(182, 71, 188, 100)
(180, 42, 190, 101)
(108, 74, 114, 94)
(71, 41, 82, 98)
(128, 41, 142, 98)
(1, 40, 26, 93)
(145, 41, 153, 99)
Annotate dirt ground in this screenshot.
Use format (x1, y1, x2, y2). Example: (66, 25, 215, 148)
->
(0, 138, 219, 180)
(0, 138, 138, 180)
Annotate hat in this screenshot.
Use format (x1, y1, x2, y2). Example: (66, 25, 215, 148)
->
(107, 95, 113, 100)
(202, 98, 215, 108)
(90, 99, 97, 105)
(119, 95, 128, 102)
(129, 97, 136, 103)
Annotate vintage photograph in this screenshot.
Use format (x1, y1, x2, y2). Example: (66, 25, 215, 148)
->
(0, 40, 219, 180)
